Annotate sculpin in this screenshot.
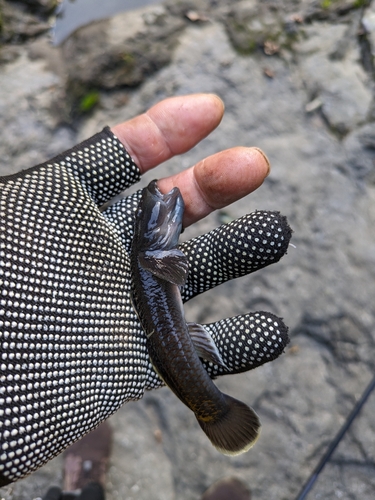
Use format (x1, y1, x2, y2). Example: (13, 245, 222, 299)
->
(131, 180, 260, 455)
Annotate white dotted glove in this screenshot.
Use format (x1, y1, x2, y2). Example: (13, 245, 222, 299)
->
(0, 128, 291, 485)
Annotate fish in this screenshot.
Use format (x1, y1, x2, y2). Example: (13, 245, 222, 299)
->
(130, 180, 261, 455)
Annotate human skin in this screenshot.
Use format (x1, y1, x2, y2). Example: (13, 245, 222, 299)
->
(111, 93, 271, 227)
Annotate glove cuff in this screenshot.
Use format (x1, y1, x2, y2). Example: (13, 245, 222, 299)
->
(59, 127, 141, 206)
(1, 127, 141, 207)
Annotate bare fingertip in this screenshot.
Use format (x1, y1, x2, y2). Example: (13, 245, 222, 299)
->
(252, 147, 271, 177)
(209, 94, 225, 113)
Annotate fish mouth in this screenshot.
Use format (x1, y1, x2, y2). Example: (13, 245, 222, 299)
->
(147, 179, 182, 214)
(137, 180, 185, 250)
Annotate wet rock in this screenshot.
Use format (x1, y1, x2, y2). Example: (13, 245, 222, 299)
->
(343, 122, 375, 182)
(361, 1, 375, 68)
(300, 0, 369, 21)
(295, 21, 373, 134)
(61, 5, 185, 90)
(0, 0, 51, 43)
(0, 49, 73, 176)
(0, 44, 22, 63)
(10, 0, 58, 15)
(165, 0, 210, 14)
(224, 1, 297, 55)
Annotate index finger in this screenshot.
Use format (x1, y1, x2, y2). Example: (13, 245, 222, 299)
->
(111, 93, 225, 172)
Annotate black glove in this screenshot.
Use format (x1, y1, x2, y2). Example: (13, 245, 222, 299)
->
(0, 127, 291, 486)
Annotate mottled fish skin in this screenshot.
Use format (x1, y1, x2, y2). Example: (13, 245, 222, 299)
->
(131, 180, 261, 455)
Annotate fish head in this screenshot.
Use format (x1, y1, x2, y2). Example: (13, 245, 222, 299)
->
(134, 180, 185, 251)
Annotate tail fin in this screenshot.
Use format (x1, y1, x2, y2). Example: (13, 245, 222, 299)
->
(197, 394, 261, 456)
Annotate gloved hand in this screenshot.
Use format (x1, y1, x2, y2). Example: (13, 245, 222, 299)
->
(0, 94, 292, 486)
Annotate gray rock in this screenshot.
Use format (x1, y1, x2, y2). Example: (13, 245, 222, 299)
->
(0, 50, 74, 176)
(61, 4, 185, 90)
(295, 21, 373, 134)
(343, 122, 375, 182)
(14, 0, 58, 14)
(362, 1, 375, 69)
(224, 2, 287, 55)
(299, 0, 368, 21)
(1, 1, 375, 499)
(0, 0, 51, 43)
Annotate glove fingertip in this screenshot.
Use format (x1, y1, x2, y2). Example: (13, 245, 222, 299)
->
(202, 311, 290, 378)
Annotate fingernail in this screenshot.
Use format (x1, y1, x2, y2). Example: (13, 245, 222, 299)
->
(253, 147, 271, 177)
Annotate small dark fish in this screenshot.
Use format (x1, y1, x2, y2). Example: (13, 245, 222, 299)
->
(131, 180, 260, 455)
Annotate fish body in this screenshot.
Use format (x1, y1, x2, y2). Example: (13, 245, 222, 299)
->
(131, 180, 260, 455)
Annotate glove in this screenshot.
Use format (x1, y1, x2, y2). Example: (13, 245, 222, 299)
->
(0, 126, 291, 486)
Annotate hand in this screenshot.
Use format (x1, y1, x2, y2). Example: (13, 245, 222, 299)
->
(111, 93, 270, 227)
(0, 94, 291, 486)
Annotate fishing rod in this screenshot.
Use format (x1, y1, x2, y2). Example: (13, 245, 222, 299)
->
(295, 372, 375, 500)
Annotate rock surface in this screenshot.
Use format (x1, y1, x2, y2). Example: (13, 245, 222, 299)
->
(1, 1, 375, 499)
(61, 4, 185, 90)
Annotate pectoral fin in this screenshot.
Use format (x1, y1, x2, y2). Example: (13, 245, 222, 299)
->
(139, 249, 189, 285)
(188, 322, 227, 368)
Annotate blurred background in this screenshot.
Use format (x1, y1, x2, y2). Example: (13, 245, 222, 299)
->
(0, 0, 375, 499)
